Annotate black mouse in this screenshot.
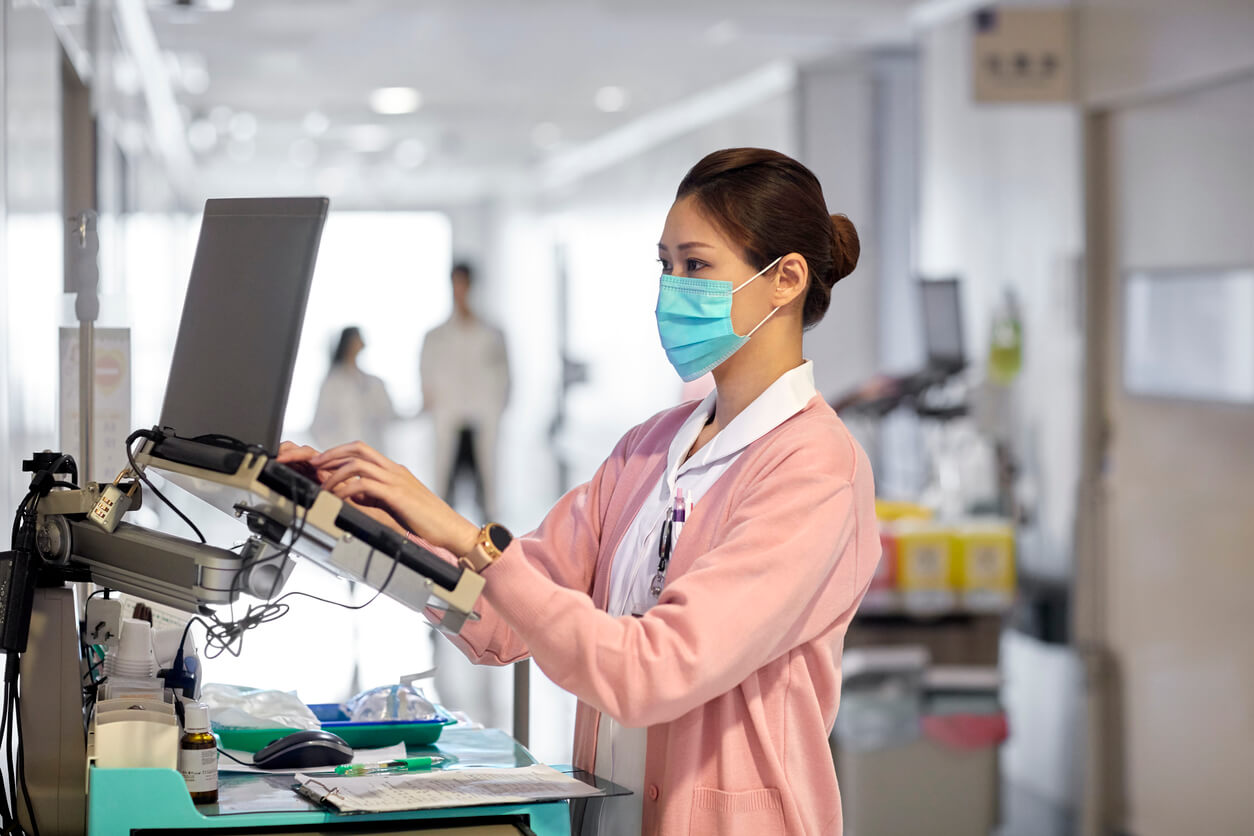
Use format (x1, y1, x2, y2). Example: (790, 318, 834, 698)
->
(251, 729, 354, 770)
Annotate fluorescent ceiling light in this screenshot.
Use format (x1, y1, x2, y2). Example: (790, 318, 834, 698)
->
(369, 87, 422, 115)
(594, 86, 629, 113)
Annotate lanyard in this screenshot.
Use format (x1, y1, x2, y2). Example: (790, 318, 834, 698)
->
(649, 489, 687, 597)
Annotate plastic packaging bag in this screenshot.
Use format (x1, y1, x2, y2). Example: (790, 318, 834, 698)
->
(200, 684, 321, 731)
(346, 683, 440, 723)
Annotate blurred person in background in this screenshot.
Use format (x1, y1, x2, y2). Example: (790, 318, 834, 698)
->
(283, 148, 878, 836)
(310, 326, 396, 453)
(419, 262, 511, 521)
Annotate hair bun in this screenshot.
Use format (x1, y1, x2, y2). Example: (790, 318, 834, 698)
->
(830, 214, 860, 281)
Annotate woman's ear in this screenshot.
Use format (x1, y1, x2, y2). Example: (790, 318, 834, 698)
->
(772, 253, 809, 308)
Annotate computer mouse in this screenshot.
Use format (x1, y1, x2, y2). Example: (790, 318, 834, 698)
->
(251, 729, 354, 770)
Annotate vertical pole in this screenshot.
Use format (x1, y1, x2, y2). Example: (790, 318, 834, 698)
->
(513, 660, 530, 749)
(61, 48, 99, 482)
(1076, 107, 1118, 836)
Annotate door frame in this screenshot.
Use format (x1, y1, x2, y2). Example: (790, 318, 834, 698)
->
(1075, 69, 1254, 836)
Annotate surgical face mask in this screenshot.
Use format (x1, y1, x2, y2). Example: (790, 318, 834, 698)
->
(655, 256, 782, 382)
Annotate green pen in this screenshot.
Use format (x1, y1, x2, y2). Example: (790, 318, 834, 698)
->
(333, 755, 447, 776)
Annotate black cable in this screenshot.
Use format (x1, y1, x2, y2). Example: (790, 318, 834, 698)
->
(11, 490, 36, 550)
(216, 747, 253, 766)
(5, 678, 17, 836)
(0, 672, 12, 832)
(124, 430, 205, 543)
(14, 689, 38, 836)
(197, 501, 313, 659)
(13, 686, 37, 836)
(195, 541, 399, 661)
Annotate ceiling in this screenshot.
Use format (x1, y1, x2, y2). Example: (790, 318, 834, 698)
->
(20, 0, 923, 209)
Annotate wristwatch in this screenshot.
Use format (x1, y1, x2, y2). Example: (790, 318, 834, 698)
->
(459, 523, 514, 573)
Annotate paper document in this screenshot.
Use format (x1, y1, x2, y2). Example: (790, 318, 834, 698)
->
(294, 763, 602, 813)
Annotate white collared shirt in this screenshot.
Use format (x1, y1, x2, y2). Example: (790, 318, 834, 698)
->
(590, 360, 818, 836)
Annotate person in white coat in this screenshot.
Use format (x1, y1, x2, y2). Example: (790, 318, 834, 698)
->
(419, 262, 510, 521)
(310, 326, 396, 453)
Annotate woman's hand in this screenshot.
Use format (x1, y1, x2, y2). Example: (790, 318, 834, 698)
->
(310, 441, 480, 556)
(276, 441, 334, 484)
(276, 441, 404, 532)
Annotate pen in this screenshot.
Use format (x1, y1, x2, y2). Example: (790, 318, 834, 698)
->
(333, 755, 446, 776)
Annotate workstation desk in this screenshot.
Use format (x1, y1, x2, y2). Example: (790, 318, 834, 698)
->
(88, 728, 625, 836)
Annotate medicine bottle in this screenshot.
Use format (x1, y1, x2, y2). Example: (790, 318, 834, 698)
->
(179, 702, 218, 804)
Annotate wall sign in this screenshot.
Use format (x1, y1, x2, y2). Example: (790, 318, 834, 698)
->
(972, 6, 1073, 103)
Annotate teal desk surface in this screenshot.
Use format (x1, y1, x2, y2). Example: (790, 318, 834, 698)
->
(88, 727, 628, 834)
(212, 727, 622, 815)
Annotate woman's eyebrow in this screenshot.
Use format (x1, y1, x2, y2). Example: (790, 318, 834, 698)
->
(657, 241, 715, 251)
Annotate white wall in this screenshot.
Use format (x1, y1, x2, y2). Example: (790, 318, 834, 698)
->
(918, 16, 1084, 581)
(1079, 0, 1254, 106)
(797, 59, 879, 400)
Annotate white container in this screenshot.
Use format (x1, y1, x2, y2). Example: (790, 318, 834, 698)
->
(105, 619, 158, 678)
(94, 712, 179, 769)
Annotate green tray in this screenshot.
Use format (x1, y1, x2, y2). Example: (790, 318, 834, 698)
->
(215, 703, 455, 753)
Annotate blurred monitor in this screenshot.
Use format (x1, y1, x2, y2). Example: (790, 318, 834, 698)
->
(919, 278, 965, 373)
(159, 197, 329, 452)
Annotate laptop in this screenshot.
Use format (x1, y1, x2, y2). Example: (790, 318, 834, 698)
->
(919, 278, 966, 375)
(157, 196, 329, 453)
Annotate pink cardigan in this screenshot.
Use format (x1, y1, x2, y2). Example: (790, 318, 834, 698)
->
(437, 395, 879, 835)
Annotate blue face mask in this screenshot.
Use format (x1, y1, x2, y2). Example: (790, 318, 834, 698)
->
(655, 256, 782, 382)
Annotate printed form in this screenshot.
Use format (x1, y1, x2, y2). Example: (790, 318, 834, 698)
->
(295, 764, 603, 813)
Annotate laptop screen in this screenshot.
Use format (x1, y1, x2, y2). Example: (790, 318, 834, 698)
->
(158, 197, 329, 452)
(919, 278, 965, 373)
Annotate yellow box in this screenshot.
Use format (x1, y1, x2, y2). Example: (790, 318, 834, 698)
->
(875, 500, 935, 523)
(892, 522, 956, 615)
(952, 522, 1016, 612)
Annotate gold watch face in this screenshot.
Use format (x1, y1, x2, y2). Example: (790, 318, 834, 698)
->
(485, 522, 513, 554)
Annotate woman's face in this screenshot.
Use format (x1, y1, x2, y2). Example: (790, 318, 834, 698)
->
(657, 195, 776, 337)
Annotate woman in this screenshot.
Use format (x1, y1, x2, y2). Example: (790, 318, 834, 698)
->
(309, 326, 397, 453)
(281, 148, 879, 836)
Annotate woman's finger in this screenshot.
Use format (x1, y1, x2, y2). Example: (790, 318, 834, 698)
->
(311, 440, 391, 469)
(321, 458, 392, 493)
(276, 442, 319, 463)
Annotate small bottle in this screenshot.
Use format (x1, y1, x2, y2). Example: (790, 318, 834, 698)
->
(179, 702, 219, 804)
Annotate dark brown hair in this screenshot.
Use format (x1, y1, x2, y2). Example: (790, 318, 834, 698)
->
(676, 148, 859, 328)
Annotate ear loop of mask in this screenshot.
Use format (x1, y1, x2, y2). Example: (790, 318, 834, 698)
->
(732, 256, 783, 338)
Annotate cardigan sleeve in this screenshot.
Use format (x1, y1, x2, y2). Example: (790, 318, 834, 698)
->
(477, 443, 867, 727)
(424, 424, 637, 666)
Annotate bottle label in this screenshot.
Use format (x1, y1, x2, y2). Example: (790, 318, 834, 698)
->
(179, 747, 218, 793)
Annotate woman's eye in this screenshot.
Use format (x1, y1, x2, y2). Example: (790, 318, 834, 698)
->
(657, 258, 671, 273)
(686, 259, 706, 272)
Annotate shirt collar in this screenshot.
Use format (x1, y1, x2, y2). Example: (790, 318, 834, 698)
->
(666, 360, 818, 490)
